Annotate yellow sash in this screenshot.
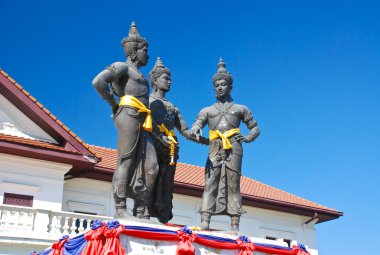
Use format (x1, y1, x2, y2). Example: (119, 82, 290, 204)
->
(209, 128, 240, 149)
(119, 95, 152, 132)
(158, 123, 178, 166)
(158, 123, 177, 144)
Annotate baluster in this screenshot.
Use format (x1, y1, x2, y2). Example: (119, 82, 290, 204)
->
(26, 212, 34, 232)
(0, 210, 8, 231)
(70, 217, 78, 234)
(55, 215, 63, 235)
(17, 211, 25, 231)
(78, 218, 85, 232)
(62, 216, 70, 235)
(8, 210, 17, 231)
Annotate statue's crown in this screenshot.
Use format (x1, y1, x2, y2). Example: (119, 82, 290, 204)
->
(149, 57, 171, 82)
(212, 58, 233, 85)
(121, 21, 148, 45)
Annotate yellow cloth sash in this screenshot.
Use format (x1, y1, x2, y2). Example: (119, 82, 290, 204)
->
(209, 128, 240, 149)
(158, 123, 177, 144)
(119, 95, 152, 132)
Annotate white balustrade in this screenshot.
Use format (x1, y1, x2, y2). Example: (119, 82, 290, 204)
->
(0, 204, 111, 240)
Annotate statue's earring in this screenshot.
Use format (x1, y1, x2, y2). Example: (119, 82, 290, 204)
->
(130, 52, 137, 62)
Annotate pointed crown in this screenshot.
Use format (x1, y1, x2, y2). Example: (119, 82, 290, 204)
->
(149, 57, 171, 83)
(212, 58, 233, 85)
(121, 22, 148, 46)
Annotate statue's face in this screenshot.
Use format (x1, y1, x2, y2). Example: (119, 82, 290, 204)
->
(136, 43, 149, 66)
(214, 79, 231, 99)
(155, 72, 171, 92)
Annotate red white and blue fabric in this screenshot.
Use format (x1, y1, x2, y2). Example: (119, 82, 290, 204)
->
(30, 221, 310, 255)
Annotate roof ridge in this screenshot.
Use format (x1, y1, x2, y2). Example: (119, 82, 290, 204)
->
(0, 69, 100, 158)
(0, 133, 57, 144)
(87, 144, 117, 151)
(241, 176, 336, 211)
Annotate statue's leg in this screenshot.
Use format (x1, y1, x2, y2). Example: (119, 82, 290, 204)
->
(199, 159, 221, 229)
(133, 133, 158, 219)
(231, 215, 240, 231)
(226, 164, 244, 231)
(113, 108, 142, 218)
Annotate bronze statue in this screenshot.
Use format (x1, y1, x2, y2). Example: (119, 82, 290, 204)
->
(92, 22, 170, 219)
(146, 57, 208, 223)
(190, 58, 260, 231)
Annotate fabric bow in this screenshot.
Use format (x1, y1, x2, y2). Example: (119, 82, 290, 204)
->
(293, 244, 310, 255)
(119, 95, 152, 132)
(236, 236, 255, 255)
(81, 220, 106, 255)
(50, 235, 69, 255)
(209, 128, 240, 149)
(102, 220, 126, 255)
(176, 226, 196, 255)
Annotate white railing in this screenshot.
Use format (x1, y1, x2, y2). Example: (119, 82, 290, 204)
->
(0, 204, 112, 239)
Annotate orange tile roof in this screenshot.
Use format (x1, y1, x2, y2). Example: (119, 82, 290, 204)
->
(0, 133, 80, 154)
(0, 69, 100, 158)
(88, 144, 338, 213)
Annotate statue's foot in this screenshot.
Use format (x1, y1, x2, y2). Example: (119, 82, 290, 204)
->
(201, 220, 210, 230)
(114, 208, 130, 219)
(231, 225, 239, 232)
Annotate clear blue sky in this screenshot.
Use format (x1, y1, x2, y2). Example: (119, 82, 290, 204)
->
(1, 1, 379, 254)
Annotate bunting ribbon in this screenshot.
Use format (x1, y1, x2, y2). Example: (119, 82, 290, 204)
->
(81, 220, 106, 255)
(236, 236, 255, 255)
(35, 222, 311, 255)
(50, 235, 69, 255)
(102, 221, 126, 255)
(176, 227, 196, 255)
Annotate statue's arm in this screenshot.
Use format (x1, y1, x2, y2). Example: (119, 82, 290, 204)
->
(92, 62, 128, 114)
(190, 107, 208, 133)
(241, 106, 260, 143)
(175, 107, 209, 145)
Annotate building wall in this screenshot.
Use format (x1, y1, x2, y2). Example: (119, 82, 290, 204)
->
(0, 153, 72, 211)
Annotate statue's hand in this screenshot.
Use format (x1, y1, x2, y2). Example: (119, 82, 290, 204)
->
(197, 135, 210, 145)
(235, 134, 246, 144)
(190, 126, 201, 136)
(160, 135, 172, 148)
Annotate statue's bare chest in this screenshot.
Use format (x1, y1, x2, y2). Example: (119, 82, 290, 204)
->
(207, 103, 242, 132)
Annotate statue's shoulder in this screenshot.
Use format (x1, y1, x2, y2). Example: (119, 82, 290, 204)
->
(107, 61, 129, 74)
(231, 102, 250, 112)
(196, 104, 217, 118)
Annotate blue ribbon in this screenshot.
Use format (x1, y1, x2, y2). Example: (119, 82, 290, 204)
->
(91, 220, 104, 230)
(180, 226, 192, 235)
(239, 235, 250, 243)
(106, 220, 120, 229)
(63, 233, 87, 255)
(298, 244, 308, 252)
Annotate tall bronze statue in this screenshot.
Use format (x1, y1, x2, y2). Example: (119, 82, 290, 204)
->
(147, 57, 208, 223)
(92, 22, 170, 219)
(190, 58, 260, 231)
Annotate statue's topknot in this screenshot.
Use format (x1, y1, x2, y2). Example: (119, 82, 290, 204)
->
(212, 58, 233, 85)
(121, 21, 148, 46)
(149, 57, 171, 85)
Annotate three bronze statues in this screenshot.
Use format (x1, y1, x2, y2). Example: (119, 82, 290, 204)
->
(93, 22, 260, 231)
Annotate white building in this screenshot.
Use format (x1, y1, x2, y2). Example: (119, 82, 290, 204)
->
(0, 69, 342, 255)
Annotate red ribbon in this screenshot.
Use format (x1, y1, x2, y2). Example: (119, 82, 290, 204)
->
(81, 224, 106, 255)
(50, 236, 69, 255)
(176, 230, 197, 255)
(236, 238, 255, 255)
(102, 225, 126, 255)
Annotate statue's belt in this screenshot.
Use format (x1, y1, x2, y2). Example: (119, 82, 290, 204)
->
(209, 128, 240, 150)
(158, 123, 178, 166)
(119, 95, 152, 132)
